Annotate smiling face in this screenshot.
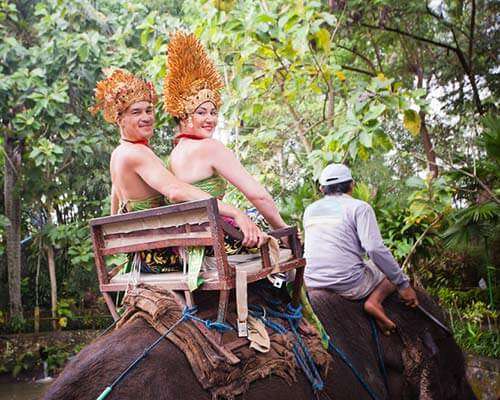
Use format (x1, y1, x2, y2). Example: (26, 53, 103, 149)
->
(180, 101, 218, 138)
(117, 101, 155, 141)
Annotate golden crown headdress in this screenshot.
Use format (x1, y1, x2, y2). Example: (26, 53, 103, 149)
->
(90, 68, 158, 123)
(163, 31, 224, 119)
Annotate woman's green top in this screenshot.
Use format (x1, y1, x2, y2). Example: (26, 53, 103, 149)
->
(123, 174, 227, 212)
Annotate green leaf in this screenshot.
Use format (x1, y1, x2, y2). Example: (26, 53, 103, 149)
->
(51, 92, 68, 103)
(315, 28, 330, 53)
(140, 29, 150, 46)
(254, 14, 275, 24)
(359, 131, 373, 148)
(363, 103, 386, 122)
(77, 45, 89, 62)
(292, 26, 309, 56)
(405, 176, 425, 189)
(320, 12, 337, 26)
(348, 140, 358, 159)
(403, 109, 421, 136)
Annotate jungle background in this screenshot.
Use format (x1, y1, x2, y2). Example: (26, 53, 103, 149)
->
(0, 0, 498, 378)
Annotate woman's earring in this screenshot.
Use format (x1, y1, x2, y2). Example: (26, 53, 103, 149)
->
(188, 115, 193, 129)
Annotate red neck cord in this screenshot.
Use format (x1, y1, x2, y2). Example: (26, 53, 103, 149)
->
(121, 138, 149, 146)
(173, 133, 204, 146)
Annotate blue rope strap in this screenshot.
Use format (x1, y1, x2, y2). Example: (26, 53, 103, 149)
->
(249, 303, 325, 391)
(369, 316, 389, 394)
(286, 304, 325, 391)
(326, 338, 382, 400)
(96, 311, 187, 400)
(182, 306, 234, 332)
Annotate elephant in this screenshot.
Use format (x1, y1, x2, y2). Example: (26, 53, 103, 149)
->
(42, 288, 475, 400)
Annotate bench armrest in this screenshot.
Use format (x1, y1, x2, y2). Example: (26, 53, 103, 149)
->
(220, 219, 244, 241)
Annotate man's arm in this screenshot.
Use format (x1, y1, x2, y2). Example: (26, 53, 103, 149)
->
(355, 204, 410, 289)
(110, 185, 119, 215)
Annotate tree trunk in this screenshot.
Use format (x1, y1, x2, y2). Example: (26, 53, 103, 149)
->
(416, 65, 438, 179)
(419, 112, 438, 179)
(46, 244, 58, 330)
(3, 130, 23, 321)
(327, 78, 335, 128)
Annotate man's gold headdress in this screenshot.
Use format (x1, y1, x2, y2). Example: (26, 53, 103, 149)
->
(163, 31, 224, 119)
(90, 68, 158, 123)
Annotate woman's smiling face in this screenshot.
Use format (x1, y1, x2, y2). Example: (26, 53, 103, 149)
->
(182, 101, 218, 138)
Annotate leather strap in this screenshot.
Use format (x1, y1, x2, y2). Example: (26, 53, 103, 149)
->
(236, 269, 248, 337)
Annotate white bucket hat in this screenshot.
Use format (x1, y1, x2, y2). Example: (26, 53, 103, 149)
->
(319, 163, 353, 186)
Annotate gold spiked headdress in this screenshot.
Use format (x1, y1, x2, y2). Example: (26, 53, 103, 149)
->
(90, 68, 158, 123)
(163, 31, 224, 119)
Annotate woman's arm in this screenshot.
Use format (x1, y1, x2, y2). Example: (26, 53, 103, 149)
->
(128, 145, 262, 246)
(208, 140, 288, 230)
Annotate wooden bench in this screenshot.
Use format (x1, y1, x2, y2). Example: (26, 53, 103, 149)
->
(90, 198, 305, 359)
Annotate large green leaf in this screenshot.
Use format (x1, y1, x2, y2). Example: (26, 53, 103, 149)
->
(403, 109, 421, 136)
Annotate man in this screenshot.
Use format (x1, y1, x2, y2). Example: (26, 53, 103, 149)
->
(303, 163, 418, 334)
(90, 68, 262, 248)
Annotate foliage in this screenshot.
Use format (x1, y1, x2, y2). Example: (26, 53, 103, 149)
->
(433, 287, 499, 358)
(45, 346, 70, 373)
(0, 0, 498, 360)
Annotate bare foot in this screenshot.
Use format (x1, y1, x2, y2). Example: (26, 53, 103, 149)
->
(364, 300, 396, 335)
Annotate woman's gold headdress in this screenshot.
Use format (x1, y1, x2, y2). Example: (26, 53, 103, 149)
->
(163, 31, 224, 119)
(90, 68, 158, 123)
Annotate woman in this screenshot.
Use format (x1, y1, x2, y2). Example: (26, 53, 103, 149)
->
(161, 34, 329, 343)
(163, 31, 288, 239)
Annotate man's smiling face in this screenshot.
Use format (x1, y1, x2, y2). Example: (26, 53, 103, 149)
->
(118, 101, 155, 141)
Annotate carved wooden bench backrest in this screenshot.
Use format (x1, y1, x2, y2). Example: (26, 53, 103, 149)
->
(90, 198, 305, 328)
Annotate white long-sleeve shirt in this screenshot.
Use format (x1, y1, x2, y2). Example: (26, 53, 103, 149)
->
(303, 194, 409, 291)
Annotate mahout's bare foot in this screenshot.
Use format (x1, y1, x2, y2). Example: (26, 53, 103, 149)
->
(364, 300, 396, 335)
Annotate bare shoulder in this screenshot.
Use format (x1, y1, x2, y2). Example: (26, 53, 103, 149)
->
(111, 143, 154, 166)
(201, 138, 233, 157)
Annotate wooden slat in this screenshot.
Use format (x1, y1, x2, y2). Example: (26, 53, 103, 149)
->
(101, 235, 213, 256)
(101, 209, 209, 236)
(246, 258, 305, 284)
(269, 226, 297, 239)
(220, 219, 243, 240)
(90, 198, 215, 226)
(206, 200, 231, 282)
(104, 230, 212, 249)
(104, 223, 209, 240)
(101, 280, 226, 292)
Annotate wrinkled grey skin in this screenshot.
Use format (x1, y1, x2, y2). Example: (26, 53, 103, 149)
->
(43, 289, 475, 400)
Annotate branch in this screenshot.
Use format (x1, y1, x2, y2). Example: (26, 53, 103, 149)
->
(360, 22, 458, 52)
(361, 19, 484, 114)
(55, 158, 74, 175)
(340, 64, 376, 77)
(450, 28, 483, 114)
(367, 30, 385, 74)
(411, 152, 500, 204)
(468, 0, 476, 80)
(425, 1, 470, 39)
(1, 146, 18, 176)
(271, 46, 313, 153)
(402, 214, 442, 271)
(308, 43, 330, 87)
(283, 97, 313, 154)
(337, 45, 377, 73)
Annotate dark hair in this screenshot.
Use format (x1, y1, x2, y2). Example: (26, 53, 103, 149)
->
(321, 180, 353, 195)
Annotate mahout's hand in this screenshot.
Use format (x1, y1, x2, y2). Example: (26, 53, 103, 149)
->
(398, 286, 419, 307)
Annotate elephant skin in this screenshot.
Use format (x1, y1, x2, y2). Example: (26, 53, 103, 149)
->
(43, 289, 475, 400)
